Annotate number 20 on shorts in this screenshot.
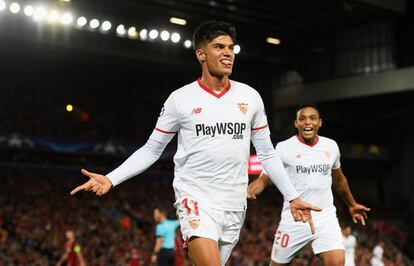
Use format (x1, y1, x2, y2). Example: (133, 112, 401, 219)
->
(275, 230, 290, 248)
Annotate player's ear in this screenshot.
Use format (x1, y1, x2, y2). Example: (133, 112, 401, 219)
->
(319, 118, 323, 128)
(294, 120, 298, 129)
(196, 48, 206, 64)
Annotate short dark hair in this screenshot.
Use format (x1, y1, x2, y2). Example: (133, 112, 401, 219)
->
(193, 20, 236, 50)
(295, 104, 321, 118)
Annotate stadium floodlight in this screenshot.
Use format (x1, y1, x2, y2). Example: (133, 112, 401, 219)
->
(60, 12, 73, 25)
(9, 2, 20, 14)
(116, 24, 126, 36)
(23, 5, 34, 16)
(160, 30, 169, 41)
(127, 26, 137, 39)
(0, 0, 6, 11)
(234, 44, 241, 54)
(47, 10, 60, 22)
(89, 18, 99, 29)
(101, 20, 111, 31)
(139, 29, 147, 40)
(183, 39, 192, 49)
(76, 16, 87, 27)
(33, 7, 47, 22)
(169, 17, 186, 26)
(149, 29, 158, 40)
(171, 32, 180, 43)
(266, 37, 281, 45)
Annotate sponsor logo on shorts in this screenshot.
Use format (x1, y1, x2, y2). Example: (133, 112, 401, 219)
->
(189, 219, 200, 230)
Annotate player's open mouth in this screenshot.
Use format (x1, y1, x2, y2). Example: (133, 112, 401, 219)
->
(303, 127, 313, 132)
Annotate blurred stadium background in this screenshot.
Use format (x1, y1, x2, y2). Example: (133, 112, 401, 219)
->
(1, 0, 414, 265)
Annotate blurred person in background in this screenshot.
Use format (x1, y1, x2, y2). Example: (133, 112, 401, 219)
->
(371, 241, 385, 266)
(151, 208, 180, 266)
(56, 230, 86, 266)
(248, 104, 370, 266)
(342, 226, 356, 266)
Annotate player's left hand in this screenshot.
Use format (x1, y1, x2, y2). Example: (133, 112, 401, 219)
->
(290, 198, 322, 234)
(349, 203, 370, 225)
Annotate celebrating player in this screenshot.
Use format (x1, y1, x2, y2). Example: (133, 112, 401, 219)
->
(70, 21, 320, 266)
(248, 104, 370, 265)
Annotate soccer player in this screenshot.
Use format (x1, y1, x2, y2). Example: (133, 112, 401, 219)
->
(56, 230, 86, 266)
(342, 226, 357, 266)
(247, 104, 371, 266)
(70, 21, 320, 266)
(151, 208, 180, 266)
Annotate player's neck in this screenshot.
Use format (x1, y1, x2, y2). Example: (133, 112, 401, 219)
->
(200, 74, 229, 93)
(296, 134, 319, 146)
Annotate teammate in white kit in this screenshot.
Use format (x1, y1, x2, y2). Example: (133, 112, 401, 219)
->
(342, 226, 356, 266)
(70, 21, 321, 266)
(247, 104, 370, 266)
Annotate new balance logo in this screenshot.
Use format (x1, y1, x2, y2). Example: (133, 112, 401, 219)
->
(192, 108, 202, 114)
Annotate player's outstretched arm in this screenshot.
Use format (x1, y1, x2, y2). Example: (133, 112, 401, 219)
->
(70, 169, 113, 196)
(247, 172, 271, 199)
(332, 168, 370, 225)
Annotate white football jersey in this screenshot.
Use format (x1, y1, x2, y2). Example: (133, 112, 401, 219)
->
(276, 135, 341, 222)
(343, 234, 356, 266)
(151, 79, 270, 211)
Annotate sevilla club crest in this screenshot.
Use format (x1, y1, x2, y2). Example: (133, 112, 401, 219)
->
(237, 103, 248, 115)
(189, 219, 200, 230)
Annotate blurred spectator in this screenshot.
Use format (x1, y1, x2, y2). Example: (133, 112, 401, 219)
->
(371, 241, 385, 266)
(342, 226, 357, 266)
(56, 230, 86, 266)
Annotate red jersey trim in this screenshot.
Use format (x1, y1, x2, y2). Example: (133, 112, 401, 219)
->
(155, 128, 176, 134)
(197, 78, 231, 99)
(252, 124, 268, 131)
(295, 134, 319, 147)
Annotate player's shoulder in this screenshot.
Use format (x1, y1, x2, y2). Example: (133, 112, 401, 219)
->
(275, 136, 296, 148)
(318, 136, 338, 147)
(230, 80, 260, 95)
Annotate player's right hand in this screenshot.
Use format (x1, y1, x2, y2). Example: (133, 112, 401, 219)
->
(289, 198, 322, 234)
(70, 169, 113, 196)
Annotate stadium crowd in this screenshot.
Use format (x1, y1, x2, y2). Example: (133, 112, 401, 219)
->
(0, 172, 411, 265)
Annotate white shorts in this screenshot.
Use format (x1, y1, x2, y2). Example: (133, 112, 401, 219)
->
(271, 216, 344, 264)
(174, 196, 246, 264)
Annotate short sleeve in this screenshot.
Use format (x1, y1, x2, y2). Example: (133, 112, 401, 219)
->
(251, 92, 270, 139)
(332, 141, 341, 170)
(151, 92, 180, 142)
(155, 224, 164, 238)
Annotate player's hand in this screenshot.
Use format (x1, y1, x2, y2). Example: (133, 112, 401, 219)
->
(289, 198, 322, 234)
(70, 169, 113, 196)
(246, 191, 257, 200)
(246, 176, 268, 200)
(150, 254, 157, 264)
(349, 203, 370, 225)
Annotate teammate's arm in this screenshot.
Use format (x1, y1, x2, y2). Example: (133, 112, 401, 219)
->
(332, 168, 370, 225)
(247, 171, 271, 199)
